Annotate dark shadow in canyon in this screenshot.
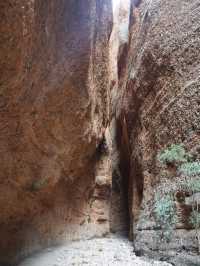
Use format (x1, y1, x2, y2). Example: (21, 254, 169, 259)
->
(110, 117, 131, 237)
(109, 114, 144, 240)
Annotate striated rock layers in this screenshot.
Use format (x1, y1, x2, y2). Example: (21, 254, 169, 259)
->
(118, 0, 200, 265)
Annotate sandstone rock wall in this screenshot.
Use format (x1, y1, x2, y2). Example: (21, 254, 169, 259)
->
(0, 1, 113, 264)
(118, 0, 200, 264)
(1, 0, 200, 265)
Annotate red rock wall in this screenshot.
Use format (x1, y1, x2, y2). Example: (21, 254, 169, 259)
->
(0, 0, 113, 264)
(1, 0, 200, 265)
(117, 0, 200, 264)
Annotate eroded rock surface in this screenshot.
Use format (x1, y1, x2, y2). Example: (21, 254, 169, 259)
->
(1, 0, 200, 265)
(0, 0, 113, 264)
(117, 0, 200, 264)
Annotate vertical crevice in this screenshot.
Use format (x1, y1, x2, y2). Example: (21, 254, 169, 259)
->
(117, 115, 131, 236)
(109, 115, 131, 236)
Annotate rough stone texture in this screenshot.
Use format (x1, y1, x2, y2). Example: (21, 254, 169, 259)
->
(0, 1, 113, 265)
(118, 0, 200, 264)
(1, 0, 200, 265)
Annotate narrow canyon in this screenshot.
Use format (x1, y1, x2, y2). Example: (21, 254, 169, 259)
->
(0, 0, 200, 265)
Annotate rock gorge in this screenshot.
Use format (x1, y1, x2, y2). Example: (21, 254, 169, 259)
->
(0, 0, 200, 265)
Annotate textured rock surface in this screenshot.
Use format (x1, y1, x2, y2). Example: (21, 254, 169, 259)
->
(118, 0, 200, 264)
(0, 0, 113, 264)
(1, 0, 200, 265)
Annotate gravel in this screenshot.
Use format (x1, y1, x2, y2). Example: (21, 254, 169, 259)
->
(18, 235, 172, 266)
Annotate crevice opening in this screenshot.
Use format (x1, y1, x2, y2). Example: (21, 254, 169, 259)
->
(110, 116, 131, 237)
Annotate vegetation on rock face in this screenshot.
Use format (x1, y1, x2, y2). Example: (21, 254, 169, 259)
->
(157, 144, 189, 165)
(180, 177, 200, 194)
(155, 143, 200, 246)
(154, 193, 177, 241)
(30, 178, 49, 191)
(190, 208, 200, 253)
(190, 210, 200, 229)
(179, 162, 200, 177)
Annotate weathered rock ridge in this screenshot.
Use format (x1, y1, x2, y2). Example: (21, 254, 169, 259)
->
(0, 0, 200, 265)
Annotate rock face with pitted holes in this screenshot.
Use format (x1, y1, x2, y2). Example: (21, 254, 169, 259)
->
(117, 0, 200, 265)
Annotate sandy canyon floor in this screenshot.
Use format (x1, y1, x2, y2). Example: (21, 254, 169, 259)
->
(18, 235, 172, 266)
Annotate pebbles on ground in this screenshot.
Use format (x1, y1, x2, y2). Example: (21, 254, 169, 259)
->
(18, 235, 171, 266)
